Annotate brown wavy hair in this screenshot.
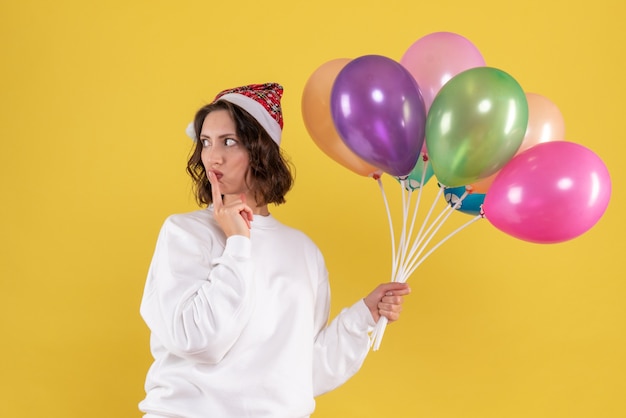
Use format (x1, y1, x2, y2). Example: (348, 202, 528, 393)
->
(186, 100, 294, 207)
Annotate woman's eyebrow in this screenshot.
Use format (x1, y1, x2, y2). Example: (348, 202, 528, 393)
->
(199, 132, 237, 139)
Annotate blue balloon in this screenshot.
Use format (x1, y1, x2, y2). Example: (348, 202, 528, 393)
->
(443, 186, 485, 216)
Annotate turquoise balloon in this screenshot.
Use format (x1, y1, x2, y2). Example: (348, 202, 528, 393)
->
(395, 154, 434, 190)
(425, 67, 528, 187)
(443, 186, 485, 216)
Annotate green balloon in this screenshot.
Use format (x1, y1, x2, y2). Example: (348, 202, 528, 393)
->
(425, 67, 528, 187)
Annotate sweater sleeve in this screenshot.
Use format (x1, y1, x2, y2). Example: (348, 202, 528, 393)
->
(311, 256, 376, 396)
(140, 216, 256, 364)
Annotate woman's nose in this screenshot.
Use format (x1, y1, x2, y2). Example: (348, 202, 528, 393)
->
(206, 146, 223, 164)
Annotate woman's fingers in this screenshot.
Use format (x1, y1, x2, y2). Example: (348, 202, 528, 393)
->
(378, 294, 405, 322)
(380, 282, 412, 296)
(207, 180, 252, 236)
(364, 282, 411, 322)
(239, 194, 252, 229)
(208, 171, 223, 209)
(378, 283, 410, 322)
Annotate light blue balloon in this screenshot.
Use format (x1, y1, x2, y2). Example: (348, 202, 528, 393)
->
(444, 186, 485, 216)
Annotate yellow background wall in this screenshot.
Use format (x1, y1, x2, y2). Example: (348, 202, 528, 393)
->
(1, 0, 624, 417)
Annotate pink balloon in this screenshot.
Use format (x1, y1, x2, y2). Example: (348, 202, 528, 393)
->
(482, 141, 611, 244)
(400, 32, 485, 110)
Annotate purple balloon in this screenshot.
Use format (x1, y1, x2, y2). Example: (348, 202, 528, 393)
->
(483, 141, 611, 244)
(330, 55, 426, 177)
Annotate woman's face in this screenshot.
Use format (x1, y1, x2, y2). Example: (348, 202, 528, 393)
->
(200, 109, 253, 201)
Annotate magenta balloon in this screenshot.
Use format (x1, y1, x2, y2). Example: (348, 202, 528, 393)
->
(483, 141, 611, 244)
(330, 55, 426, 177)
(400, 32, 485, 110)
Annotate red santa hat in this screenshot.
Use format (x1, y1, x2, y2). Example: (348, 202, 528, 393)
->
(186, 82, 284, 145)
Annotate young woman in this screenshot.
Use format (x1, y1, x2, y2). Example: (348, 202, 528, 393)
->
(139, 83, 410, 418)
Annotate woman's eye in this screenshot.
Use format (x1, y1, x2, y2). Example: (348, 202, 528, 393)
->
(224, 138, 237, 146)
(201, 139, 210, 147)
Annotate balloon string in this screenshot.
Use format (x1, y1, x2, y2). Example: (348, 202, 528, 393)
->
(398, 185, 445, 279)
(401, 159, 429, 271)
(400, 204, 453, 282)
(401, 187, 469, 281)
(399, 186, 412, 282)
(371, 315, 388, 350)
(401, 190, 470, 281)
(372, 161, 432, 351)
(400, 183, 471, 280)
(404, 214, 482, 279)
(395, 179, 410, 283)
(411, 166, 440, 251)
(377, 177, 397, 280)
(372, 182, 478, 351)
(372, 178, 405, 351)
(372, 177, 406, 351)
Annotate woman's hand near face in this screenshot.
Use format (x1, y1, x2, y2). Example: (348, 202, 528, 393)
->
(208, 171, 254, 238)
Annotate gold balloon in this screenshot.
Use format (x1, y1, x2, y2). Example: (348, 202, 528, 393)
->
(301, 58, 378, 177)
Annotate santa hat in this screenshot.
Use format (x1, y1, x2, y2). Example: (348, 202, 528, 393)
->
(186, 82, 284, 145)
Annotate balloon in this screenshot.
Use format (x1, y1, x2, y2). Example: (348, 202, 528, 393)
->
(302, 59, 378, 177)
(401, 31, 486, 110)
(482, 141, 611, 244)
(443, 186, 485, 216)
(426, 67, 528, 187)
(467, 175, 495, 194)
(520, 92, 566, 150)
(330, 55, 427, 177)
(396, 153, 434, 190)
(469, 92, 566, 193)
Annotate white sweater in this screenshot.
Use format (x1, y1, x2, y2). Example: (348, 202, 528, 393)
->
(139, 208, 375, 418)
